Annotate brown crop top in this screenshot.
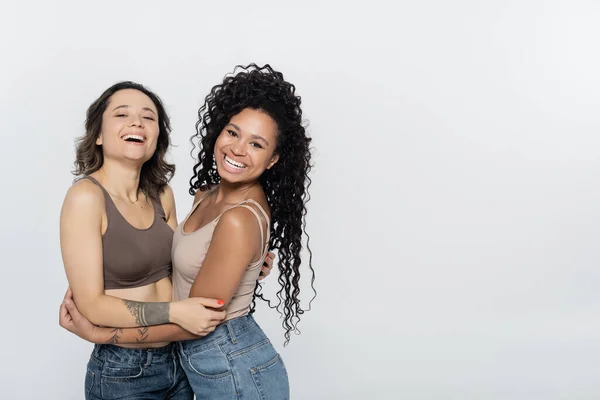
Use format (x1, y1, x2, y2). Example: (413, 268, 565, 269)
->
(81, 176, 173, 290)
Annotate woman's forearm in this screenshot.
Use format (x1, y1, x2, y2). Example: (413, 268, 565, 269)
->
(78, 294, 172, 328)
(92, 323, 199, 345)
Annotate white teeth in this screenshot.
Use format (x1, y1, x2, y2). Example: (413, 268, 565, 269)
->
(225, 156, 246, 169)
(123, 134, 145, 142)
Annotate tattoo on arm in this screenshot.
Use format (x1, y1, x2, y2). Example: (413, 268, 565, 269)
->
(106, 328, 123, 344)
(136, 327, 149, 344)
(122, 300, 170, 327)
(123, 300, 145, 326)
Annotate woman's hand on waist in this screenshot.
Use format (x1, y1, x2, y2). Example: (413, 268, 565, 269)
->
(170, 297, 226, 336)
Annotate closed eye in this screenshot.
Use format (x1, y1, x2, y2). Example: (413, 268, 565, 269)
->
(143, 116, 155, 121)
(116, 113, 127, 117)
(251, 142, 264, 149)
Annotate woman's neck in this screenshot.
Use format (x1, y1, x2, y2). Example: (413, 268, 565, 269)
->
(96, 161, 142, 202)
(214, 180, 260, 204)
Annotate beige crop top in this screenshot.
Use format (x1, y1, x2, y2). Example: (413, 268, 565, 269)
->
(171, 189, 270, 322)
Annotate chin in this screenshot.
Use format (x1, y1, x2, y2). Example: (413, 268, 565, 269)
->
(123, 153, 152, 164)
(216, 170, 240, 183)
(216, 169, 250, 185)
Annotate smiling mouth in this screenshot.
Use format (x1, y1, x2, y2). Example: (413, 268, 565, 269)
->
(122, 134, 146, 143)
(224, 155, 247, 169)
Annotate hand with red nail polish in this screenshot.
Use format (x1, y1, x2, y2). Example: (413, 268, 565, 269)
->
(170, 297, 227, 336)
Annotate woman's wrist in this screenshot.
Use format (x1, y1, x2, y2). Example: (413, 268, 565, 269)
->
(168, 301, 180, 326)
(90, 326, 110, 344)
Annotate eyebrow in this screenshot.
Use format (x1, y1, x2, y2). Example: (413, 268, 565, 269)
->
(227, 123, 270, 146)
(112, 105, 157, 116)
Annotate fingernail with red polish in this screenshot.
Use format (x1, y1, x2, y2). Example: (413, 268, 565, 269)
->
(217, 300, 225, 305)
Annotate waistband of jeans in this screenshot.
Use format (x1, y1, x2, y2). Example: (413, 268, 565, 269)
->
(92, 342, 176, 365)
(221, 314, 259, 343)
(181, 314, 259, 349)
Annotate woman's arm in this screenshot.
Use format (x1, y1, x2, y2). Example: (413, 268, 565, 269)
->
(59, 289, 205, 344)
(60, 182, 223, 332)
(95, 324, 198, 344)
(188, 206, 264, 305)
(192, 188, 275, 281)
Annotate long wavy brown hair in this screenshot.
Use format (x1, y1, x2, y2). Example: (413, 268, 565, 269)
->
(73, 81, 175, 199)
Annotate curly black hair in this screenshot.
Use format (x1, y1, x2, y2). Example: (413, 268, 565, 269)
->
(189, 64, 315, 344)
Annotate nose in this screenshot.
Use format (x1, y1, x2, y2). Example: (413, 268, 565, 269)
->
(129, 113, 144, 128)
(231, 140, 246, 156)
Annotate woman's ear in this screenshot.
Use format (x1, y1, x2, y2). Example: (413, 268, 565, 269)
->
(267, 153, 280, 170)
(95, 133, 103, 145)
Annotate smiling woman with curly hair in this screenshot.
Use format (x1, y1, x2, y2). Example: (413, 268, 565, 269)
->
(168, 63, 316, 399)
(188, 63, 316, 343)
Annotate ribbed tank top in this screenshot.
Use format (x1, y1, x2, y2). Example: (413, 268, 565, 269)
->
(171, 189, 270, 322)
(81, 176, 173, 290)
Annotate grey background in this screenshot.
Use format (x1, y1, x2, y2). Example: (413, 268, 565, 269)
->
(1, 0, 599, 398)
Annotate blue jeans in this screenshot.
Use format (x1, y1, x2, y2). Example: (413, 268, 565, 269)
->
(85, 343, 193, 399)
(177, 314, 290, 400)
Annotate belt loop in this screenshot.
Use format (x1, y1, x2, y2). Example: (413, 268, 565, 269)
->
(226, 321, 237, 345)
(145, 349, 153, 367)
(93, 344, 101, 358)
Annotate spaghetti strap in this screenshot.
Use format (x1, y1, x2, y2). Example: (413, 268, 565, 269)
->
(215, 199, 271, 262)
(241, 199, 269, 225)
(237, 204, 267, 252)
